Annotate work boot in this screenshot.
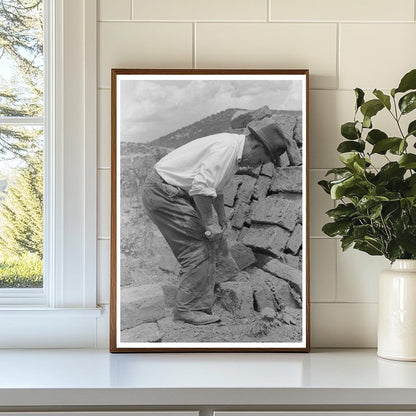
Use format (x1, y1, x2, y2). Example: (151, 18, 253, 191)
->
(173, 310, 221, 325)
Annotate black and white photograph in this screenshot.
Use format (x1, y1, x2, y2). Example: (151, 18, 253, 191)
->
(110, 69, 309, 352)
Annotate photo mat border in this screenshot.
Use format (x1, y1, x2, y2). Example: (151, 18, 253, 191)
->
(110, 69, 310, 353)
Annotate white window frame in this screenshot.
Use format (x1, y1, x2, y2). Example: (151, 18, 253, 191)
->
(0, 0, 101, 348)
(0, 0, 47, 305)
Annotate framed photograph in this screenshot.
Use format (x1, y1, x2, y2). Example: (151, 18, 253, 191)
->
(110, 69, 310, 352)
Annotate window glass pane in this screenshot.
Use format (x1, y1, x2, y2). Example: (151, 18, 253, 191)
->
(0, 126, 43, 288)
(0, 0, 44, 117)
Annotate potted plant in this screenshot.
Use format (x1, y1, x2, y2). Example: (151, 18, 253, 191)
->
(319, 68, 416, 361)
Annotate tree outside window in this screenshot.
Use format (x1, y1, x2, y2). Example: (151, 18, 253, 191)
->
(0, 0, 44, 288)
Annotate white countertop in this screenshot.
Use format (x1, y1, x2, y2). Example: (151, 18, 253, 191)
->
(0, 349, 416, 407)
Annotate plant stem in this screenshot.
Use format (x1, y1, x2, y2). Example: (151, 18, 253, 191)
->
(390, 97, 406, 139)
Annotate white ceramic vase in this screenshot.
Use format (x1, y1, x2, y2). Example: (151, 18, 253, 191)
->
(378, 259, 416, 361)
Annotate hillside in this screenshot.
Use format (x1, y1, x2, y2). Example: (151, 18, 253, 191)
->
(149, 108, 245, 149)
(120, 107, 302, 156)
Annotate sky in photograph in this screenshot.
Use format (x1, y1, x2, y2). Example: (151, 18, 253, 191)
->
(119, 79, 302, 143)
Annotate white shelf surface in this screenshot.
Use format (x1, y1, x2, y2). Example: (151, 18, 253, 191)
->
(0, 349, 416, 407)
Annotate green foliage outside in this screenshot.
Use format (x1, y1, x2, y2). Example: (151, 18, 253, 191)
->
(0, 252, 42, 288)
(0, 0, 44, 288)
(0, 154, 43, 258)
(319, 69, 416, 263)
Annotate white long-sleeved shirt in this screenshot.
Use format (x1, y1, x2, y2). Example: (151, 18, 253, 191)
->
(154, 132, 245, 198)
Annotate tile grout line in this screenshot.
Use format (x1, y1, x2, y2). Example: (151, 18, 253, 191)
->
(97, 19, 415, 24)
(333, 230, 338, 303)
(336, 22, 340, 90)
(130, 0, 133, 20)
(309, 236, 338, 239)
(193, 22, 197, 69)
(96, 87, 390, 92)
(311, 301, 378, 305)
(334, 199, 340, 303)
(267, 0, 271, 22)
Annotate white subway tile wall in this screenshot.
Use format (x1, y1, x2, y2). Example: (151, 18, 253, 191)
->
(310, 239, 336, 302)
(97, 239, 110, 305)
(196, 23, 338, 89)
(336, 246, 390, 303)
(311, 303, 378, 347)
(340, 24, 416, 90)
(97, 169, 111, 238)
(96, 0, 416, 347)
(270, 0, 414, 22)
(98, 90, 111, 168)
(132, 0, 269, 21)
(309, 170, 334, 237)
(98, 22, 193, 88)
(309, 90, 352, 169)
(99, 0, 131, 21)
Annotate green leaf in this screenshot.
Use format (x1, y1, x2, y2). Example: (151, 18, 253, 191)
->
(355, 88, 365, 110)
(363, 115, 372, 129)
(396, 69, 416, 94)
(352, 224, 373, 240)
(399, 92, 416, 115)
(325, 167, 351, 176)
(341, 235, 355, 251)
(369, 203, 383, 220)
(339, 152, 360, 166)
(407, 196, 416, 207)
(341, 122, 360, 140)
(377, 162, 406, 182)
(407, 120, 416, 137)
(407, 174, 416, 187)
(326, 203, 356, 220)
(318, 180, 331, 194)
(366, 129, 387, 145)
(405, 174, 416, 196)
(365, 236, 383, 251)
(399, 154, 416, 169)
(330, 175, 363, 200)
(391, 88, 396, 97)
(337, 140, 365, 153)
(354, 241, 383, 256)
(389, 139, 408, 155)
(330, 177, 353, 200)
(371, 137, 402, 154)
(322, 221, 351, 237)
(398, 227, 416, 255)
(353, 158, 366, 174)
(399, 139, 407, 154)
(357, 195, 389, 212)
(386, 240, 402, 263)
(360, 99, 384, 119)
(373, 89, 391, 110)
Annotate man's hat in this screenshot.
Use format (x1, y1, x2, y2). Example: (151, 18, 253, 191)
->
(247, 123, 288, 165)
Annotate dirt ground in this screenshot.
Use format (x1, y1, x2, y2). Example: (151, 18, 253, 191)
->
(156, 304, 302, 344)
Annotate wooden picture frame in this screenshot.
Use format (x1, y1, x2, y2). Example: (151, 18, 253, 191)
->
(110, 69, 310, 352)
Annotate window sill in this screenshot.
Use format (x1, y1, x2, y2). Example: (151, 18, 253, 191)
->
(0, 306, 102, 316)
(0, 307, 104, 348)
(0, 288, 47, 306)
(0, 349, 415, 410)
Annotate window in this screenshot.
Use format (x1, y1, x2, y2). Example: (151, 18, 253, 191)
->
(0, 0, 45, 295)
(0, 0, 100, 350)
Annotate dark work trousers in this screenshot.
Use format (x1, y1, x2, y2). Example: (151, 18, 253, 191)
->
(142, 169, 215, 313)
